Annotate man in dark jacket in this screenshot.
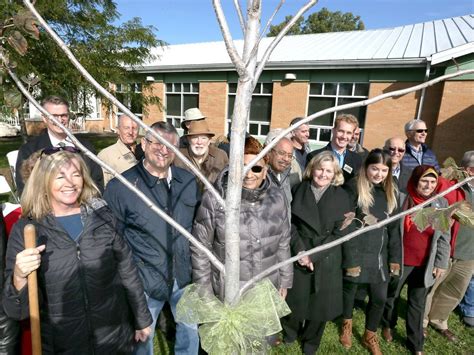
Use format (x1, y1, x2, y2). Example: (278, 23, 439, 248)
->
(15, 95, 104, 194)
(104, 121, 200, 355)
(401, 119, 440, 173)
(306, 114, 362, 184)
(384, 136, 411, 193)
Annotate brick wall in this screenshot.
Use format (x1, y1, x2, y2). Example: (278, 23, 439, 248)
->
(199, 82, 228, 139)
(143, 82, 165, 126)
(270, 81, 308, 129)
(431, 80, 474, 162)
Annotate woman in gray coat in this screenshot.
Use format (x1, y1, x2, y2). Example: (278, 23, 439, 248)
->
(191, 137, 292, 300)
(383, 165, 450, 354)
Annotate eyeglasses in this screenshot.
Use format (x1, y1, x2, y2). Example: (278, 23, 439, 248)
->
(249, 165, 264, 173)
(388, 147, 405, 153)
(48, 114, 69, 120)
(272, 149, 293, 160)
(41, 146, 80, 158)
(145, 138, 169, 150)
(410, 129, 428, 133)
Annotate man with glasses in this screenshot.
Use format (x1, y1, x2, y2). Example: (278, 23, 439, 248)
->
(383, 137, 411, 193)
(265, 130, 302, 221)
(402, 119, 440, 173)
(173, 120, 228, 191)
(15, 95, 104, 194)
(104, 121, 200, 355)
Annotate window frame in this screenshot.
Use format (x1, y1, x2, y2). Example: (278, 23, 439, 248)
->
(165, 82, 200, 131)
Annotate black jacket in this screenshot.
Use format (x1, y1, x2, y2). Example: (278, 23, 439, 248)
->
(15, 130, 104, 194)
(306, 143, 362, 184)
(3, 200, 152, 354)
(286, 181, 356, 322)
(345, 183, 402, 284)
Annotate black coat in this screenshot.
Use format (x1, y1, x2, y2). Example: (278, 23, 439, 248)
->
(3, 200, 152, 354)
(345, 183, 402, 284)
(285, 181, 356, 322)
(15, 130, 104, 194)
(306, 143, 362, 184)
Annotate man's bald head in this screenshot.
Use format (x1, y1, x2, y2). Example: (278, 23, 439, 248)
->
(268, 137, 294, 173)
(384, 136, 406, 166)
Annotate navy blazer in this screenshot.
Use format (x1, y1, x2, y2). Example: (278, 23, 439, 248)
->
(306, 143, 363, 184)
(15, 130, 104, 194)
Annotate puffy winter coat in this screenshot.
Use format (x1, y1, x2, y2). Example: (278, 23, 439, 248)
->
(3, 199, 152, 354)
(191, 169, 293, 300)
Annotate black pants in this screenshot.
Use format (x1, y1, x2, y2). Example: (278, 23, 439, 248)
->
(343, 280, 388, 332)
(381, 275, 402, 329)
(282, 314, 326, 355)
(382, 265, 429, 352)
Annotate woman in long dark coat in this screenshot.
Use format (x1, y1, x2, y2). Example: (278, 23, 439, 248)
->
(281, 151, 357, 355)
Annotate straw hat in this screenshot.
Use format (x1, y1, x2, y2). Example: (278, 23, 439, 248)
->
(181, 108, 206, 129)
(185, 120, 215, 137)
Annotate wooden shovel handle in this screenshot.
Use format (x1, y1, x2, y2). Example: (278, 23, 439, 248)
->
(24, 224, 42, 355)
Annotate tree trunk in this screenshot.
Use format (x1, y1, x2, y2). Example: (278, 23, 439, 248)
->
(19, 97, 28, 143)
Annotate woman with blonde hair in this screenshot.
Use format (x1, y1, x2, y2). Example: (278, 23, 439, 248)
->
(340, 148, 401, 355)
(281, 151, 356, 354)
(3, 147, 152, 354)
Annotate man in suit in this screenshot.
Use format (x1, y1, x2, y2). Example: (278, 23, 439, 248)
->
(15, 95, 104, 194)
(306, 114, 362, 184)
(384, 137, 411, 193)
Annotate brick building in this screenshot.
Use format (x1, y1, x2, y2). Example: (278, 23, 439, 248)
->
(25, 14, 474, 162)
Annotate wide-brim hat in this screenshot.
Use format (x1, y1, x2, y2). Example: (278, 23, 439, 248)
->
(181, 108, 206, 129)
(185, 120, 215, 137)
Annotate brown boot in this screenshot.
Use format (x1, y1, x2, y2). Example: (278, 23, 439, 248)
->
(362, 329, 382, 355)
(339, 319, 352, 349)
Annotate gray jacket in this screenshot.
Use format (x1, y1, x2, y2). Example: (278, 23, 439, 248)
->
(191, 169, 293, 300)
(400, 194, 451, 288)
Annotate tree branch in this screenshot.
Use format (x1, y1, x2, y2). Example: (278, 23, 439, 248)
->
(232, 0, 246, 34)
(239, 176, 474, 296)
(245, 0, 285, 70)
(244, 68, 474, 174)
(22, 0, 224, 207)
(5, 63, 225, 275)
(253, 0, 317, 82)
(212, 0, 247, 76)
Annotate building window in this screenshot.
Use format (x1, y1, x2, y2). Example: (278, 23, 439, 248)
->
(227, 82, 272, 137)
(165, 82, 199, 129)
(307, 82, 369, 143)
(116, 83, 143, 119)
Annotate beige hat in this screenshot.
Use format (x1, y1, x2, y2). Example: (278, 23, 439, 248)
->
(185, 120, 215, 137)
(181, 108, 206, 129)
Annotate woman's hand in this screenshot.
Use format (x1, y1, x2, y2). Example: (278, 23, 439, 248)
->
(13, 245, 46, 291)
(389, 263, 400, 276)
(433, 267, 446, 279)
(345, 266, 361, 277)
(135, 326, 152, 342)
(297, 253, 314, 271)
(279, 288, 288, 300)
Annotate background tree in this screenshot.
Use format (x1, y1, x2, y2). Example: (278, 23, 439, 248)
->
(268, 7, 365, 37)
(0, 0, 162, 130)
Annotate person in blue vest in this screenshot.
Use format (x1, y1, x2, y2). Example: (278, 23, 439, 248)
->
(401, 119, 440, 173)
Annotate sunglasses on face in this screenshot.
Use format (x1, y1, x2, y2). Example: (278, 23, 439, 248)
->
(41, 146, 80, 157)
(389, 147, 405, 153)
(249, 165, 264, 173)
(411, 129, 428, 133)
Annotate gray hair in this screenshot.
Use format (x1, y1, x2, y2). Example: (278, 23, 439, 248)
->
(461, 150, 474, 168)
(264, 128, 292, 146)
(404, 119, 426, 133)
(145, 121, 179, 143)
(41, 95, 69, 108)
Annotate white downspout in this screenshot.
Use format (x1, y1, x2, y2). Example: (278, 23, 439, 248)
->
(416, 57, 432, 119)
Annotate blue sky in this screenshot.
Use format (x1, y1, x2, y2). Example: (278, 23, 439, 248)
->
(114, 0, 473, 44)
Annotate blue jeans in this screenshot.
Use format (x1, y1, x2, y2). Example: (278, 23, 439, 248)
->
(459, 276, 474, 317)
(134, 280, 199, 355)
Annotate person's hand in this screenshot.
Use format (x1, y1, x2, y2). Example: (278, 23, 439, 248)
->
(13, 245, 46, 291)
(389, 263, 400, 276)
(297, 253, 314, 271)
(345, 266, 361, 277)
(135, 326, 152, 342)
(279, 288, 288, 300)
(433, 267, 446, 279)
